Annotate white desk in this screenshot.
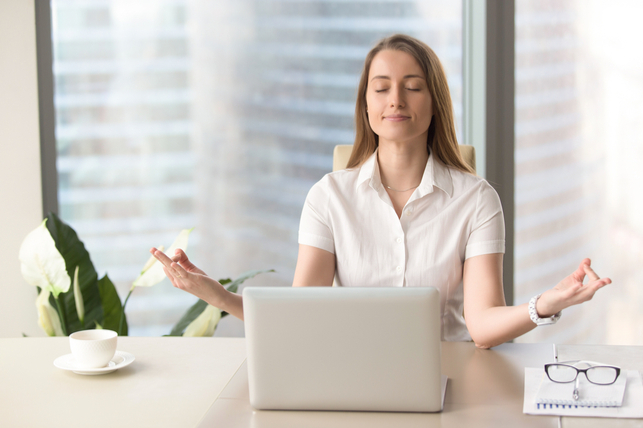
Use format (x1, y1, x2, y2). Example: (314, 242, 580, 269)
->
(200, 342, 643, 428)
(0, 337, 246, 428)
(1, 338, 642, 428)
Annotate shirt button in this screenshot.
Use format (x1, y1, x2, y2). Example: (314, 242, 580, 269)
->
(396, 266, 402, 272)
(406, 208, 413, 216)
(396, 237, 403, 243)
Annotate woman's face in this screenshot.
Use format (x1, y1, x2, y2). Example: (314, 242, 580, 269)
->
(365, 49, 433, 148)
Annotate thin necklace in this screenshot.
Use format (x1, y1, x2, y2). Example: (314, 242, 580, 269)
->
(383, 183, 420, 192)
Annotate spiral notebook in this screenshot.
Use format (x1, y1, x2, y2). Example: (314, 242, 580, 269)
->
(534, 369, 626, 408)
(523, 368, 643, 418)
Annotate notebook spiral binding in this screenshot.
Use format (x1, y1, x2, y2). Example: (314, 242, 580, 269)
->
(536, 401, 617, 409)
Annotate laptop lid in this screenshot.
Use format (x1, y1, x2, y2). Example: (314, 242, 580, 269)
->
(243, 286, 444, 412)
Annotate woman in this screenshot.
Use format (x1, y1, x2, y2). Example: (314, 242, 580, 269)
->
(150, 34, 611, 348)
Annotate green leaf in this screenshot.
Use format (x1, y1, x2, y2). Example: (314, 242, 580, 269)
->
(168, 299, 208, 336)
(222, 269, 274, 294)
(45, 212, 104, 334)
(98, 275, 127, 336)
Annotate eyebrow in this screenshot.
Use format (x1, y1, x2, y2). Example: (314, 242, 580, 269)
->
(370, 74, 424, 82)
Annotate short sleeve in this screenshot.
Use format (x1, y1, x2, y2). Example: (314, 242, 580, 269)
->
(465, 181, 505, 259)
(298, 178, 335, 254)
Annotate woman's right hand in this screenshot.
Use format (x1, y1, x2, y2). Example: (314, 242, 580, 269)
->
(149, 247, 228, 309)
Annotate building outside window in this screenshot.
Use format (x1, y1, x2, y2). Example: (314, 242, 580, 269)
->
(51, 0, 463, 336)
(514, 0, 643, 345)
(50, 0, 643, 344)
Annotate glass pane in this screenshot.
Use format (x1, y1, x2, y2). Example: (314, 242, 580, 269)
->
(586, 366, 619, 385)
(546, 364, 577, 383)
(515, 0, 643, 345)
(51, 0, 463, 336)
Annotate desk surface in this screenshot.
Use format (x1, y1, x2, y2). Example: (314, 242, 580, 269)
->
(200, 342, 643, 428)
(202, 341, 560, 428)
(2, 338, 642, 428)
(0, 337, 246, 428)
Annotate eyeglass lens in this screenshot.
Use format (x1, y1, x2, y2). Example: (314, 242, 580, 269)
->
(547, 365, 577, 382)
(546, 364, 619, 385)
(586, 366, 619, 384)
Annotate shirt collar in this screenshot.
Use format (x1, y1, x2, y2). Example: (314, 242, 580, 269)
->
(356, 150, 378, 188)
(356, 148, 453, 198)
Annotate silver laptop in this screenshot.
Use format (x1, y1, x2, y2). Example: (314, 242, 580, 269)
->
(243, 286, 447, 412)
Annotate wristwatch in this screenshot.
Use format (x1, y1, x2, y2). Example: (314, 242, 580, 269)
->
(528, 294, 562, 326)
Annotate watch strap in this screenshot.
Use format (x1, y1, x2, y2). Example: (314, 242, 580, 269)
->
(528, 294, 561, 326)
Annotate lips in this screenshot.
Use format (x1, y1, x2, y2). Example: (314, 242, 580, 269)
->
(384, 115, 410, 122)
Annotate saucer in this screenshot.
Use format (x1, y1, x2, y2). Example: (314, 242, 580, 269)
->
(54, 350, 135, 375)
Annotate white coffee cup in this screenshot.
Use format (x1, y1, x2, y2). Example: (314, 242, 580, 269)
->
(69, 329, 118, 368)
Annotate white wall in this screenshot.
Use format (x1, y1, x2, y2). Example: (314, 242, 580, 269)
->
(0, 0, 45, 337)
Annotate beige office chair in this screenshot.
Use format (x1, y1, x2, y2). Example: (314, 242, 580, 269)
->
(332, 144, 476, 173)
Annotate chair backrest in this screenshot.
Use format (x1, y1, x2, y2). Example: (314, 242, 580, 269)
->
(332, 144, 476, 173)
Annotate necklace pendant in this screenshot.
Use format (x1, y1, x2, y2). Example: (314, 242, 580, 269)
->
(384, 184, 420, 192)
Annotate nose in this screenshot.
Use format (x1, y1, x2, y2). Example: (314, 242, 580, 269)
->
(388, 85, 405, 109)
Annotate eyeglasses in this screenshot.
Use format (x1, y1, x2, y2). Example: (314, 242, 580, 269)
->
(544, 360, 621, 385)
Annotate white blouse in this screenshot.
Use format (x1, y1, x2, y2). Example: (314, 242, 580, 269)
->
(298, 149, 505, 341)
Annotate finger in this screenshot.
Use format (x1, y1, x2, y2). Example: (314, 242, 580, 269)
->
(575, 278, 611, 304)
(583, 264, 600, 282)
(572, 261, 587, 284)
(174, 249, 197, 269)
(151, 247, 176, 268)
(171, 262, 189, 278)
(590, 277, 611, 290)
(162, 265, 175, 282)
(163, 266, 182, 289)
(171, 250, 187, 265)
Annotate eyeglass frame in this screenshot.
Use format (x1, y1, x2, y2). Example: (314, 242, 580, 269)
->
(544, 360, 621, 385)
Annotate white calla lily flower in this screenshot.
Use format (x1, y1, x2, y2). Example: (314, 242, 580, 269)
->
(183, 305, 221, 337)
(73, 266, 84, 324)
(133, 229, 192, 287)
(35, 288, 64, 337)
(139, 245, 164, 275)
(19, 219, 71, 297)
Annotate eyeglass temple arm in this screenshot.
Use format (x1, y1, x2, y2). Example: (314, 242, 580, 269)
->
(555, 360, 621, 369)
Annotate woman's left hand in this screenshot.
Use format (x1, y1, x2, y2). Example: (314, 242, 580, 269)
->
(536, 258, 611, 317)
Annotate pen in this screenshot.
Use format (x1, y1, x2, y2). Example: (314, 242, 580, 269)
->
(553, 345, 562, 428)
(553, 343, 558, 362)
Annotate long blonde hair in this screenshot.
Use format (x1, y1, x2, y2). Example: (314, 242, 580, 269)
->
(347, 34, 473, 174)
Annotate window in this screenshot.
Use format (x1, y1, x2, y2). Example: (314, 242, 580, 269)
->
(51, 0, 463, 336)
(514, 0, 643, 345)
